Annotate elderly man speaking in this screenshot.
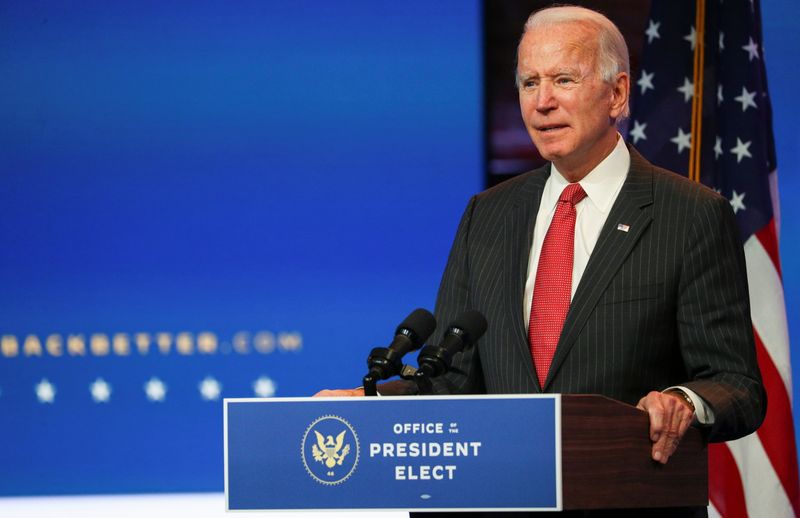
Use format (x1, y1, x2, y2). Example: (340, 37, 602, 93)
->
(318, 6, 765, 516)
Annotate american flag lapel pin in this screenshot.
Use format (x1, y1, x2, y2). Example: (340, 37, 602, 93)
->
(616, 223, 630, 232)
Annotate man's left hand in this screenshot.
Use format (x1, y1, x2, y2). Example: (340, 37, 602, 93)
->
(636, 391, 695, 464)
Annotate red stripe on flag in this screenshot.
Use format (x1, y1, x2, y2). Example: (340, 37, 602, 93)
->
(754, 329, 800, 515)
(755, 221, 782, 278)
(709, 443, 749, 518)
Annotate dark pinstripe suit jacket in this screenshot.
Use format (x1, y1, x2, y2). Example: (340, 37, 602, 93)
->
(426, 146, 765, 443)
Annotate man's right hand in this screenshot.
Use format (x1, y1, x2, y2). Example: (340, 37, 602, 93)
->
(313, 388, 365, 397)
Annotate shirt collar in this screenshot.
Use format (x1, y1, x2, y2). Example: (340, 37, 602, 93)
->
(546, 135, 630, 214)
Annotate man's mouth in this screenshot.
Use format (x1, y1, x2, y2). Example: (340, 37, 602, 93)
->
(535, 124, 568, 133)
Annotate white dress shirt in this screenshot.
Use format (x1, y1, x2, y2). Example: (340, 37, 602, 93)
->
(523, 135, 629, 328)
(522, 135, 713, 424)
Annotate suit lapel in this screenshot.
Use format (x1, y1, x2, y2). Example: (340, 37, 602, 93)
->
(503, 166, 549, 391)
(542, 149, 655, 390)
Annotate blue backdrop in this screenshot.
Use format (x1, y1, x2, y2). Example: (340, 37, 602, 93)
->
(0, 0, 797, 497)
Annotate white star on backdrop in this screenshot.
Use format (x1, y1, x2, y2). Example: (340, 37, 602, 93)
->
(629, 121, 647, 144)
(677, 77, 694, 102)
(684, 26, 697, 50)
(717, 84, 724, 105)
(36, 378, 56, 403)
(637, 70, 655, 95)
(719, 32, 725, 51)
(144, 377, 167, 402)
(730, 190, 747, 214)
(253, 376, 277, 398)
(742, 37, 759, 61)
(198, 376, 222, 401)
(646, 20, 661, 43)
(730, 138, 753, 163)
(671, 128, 692, 154)
(714, 136, 723, 159)
(734, 86, 757, 112)
(90, 378, 112, 403)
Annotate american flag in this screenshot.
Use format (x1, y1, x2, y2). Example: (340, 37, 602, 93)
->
(628, 0, 798, 516)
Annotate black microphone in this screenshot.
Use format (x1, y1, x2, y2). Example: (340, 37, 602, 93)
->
(416, 310, 488, 380)
(364, 308, 437, 389)
(388, 308, 437, 358)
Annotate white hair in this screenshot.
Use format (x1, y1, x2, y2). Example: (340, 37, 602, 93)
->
(517, 5, 630, 117)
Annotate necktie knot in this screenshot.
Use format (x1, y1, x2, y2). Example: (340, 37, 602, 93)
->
(559, 183, 587, 207)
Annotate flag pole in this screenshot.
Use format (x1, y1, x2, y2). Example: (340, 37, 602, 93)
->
(689, 0, 706, 183)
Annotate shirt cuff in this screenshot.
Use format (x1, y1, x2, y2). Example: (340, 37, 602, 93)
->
(665, 386, 715, 425)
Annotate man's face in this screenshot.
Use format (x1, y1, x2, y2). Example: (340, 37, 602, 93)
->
(517, 22, 628, 179)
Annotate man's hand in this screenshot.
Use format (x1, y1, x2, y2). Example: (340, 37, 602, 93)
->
(313, 388, 365, 397)
(636, 390, 695, 464)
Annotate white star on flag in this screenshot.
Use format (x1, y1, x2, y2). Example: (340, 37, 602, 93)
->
(717, 84, 724, 105)
(629, 121, 647, 144)
(677, 77, 694, 102)
(144, 377, 167, 402)
(637, 70, 655, 95)
(90, 378, 112, 403)
(714, 136, 723, 159)
(253, 376, 277, 398)
(646, 20, 661, 43)
(729, 190, 746, 214)
(198, 376, 222, 401)
(730, 138, 753, 163)
(734, 86, 757, 111)
(35, 378, 56, 404)
(719, 31, 725, 50)
(684, 25, 696, 50)
(670, 127, 692, 153)
(742, 36, 759, 61)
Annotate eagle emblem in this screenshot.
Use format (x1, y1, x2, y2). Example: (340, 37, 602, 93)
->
(302, 415, 360, 485)
(312, 430, 351, 468)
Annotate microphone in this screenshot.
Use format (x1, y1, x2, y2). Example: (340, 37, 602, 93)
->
(364, 309, 437, 390)
(416, 310, 488, 380)
(388, 308, 437, 358)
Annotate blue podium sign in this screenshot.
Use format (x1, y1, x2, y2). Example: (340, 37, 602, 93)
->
(224, 395, 561, 511)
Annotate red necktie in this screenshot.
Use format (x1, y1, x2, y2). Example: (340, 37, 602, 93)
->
(529, 182, 587, 386)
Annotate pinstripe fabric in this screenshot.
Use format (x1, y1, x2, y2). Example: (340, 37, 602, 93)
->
(428, 146, 765, 443)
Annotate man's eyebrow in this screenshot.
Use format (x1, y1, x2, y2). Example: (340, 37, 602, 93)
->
(550, 67, 582, 76)
(518, 68, 581, 80)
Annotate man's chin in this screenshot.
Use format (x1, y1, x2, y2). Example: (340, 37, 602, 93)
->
(534, 147, 564, 163)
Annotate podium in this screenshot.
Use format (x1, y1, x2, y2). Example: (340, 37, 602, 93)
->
(225, 394, 707, 511)
(561, 395, 707, 510)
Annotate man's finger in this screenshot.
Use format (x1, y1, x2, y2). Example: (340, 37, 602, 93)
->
(312, 388, 364, 397)
(639, 391, 666, 443)
(653, 394, 695, 464)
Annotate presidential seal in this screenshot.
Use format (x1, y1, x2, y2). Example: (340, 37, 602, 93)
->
(301, 415, 360, 485)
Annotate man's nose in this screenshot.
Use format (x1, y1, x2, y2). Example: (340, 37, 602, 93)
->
(536, 82, 557, 112)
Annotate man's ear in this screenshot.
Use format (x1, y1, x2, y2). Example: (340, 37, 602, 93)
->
(609, 72, 630, 119)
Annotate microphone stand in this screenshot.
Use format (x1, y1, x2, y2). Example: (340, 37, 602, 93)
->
(362, 346, 403, 397)
(412, 343, 453, 395)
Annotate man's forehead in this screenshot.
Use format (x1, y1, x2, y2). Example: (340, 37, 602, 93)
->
(519, 21, 598, 54)
(517, 28, 597, 74)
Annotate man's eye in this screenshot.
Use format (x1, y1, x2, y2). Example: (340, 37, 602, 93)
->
(556, 77, 574, 85)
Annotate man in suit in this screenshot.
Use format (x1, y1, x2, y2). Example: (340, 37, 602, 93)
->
(318, 6, 765, 512)
(424, 5, 766, 456)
